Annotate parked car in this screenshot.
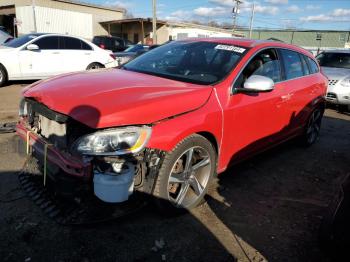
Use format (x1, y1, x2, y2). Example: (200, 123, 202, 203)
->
(114, 44, 152, 65)
(0, 27, 12, 45)
(92, 35, 133, 52)
(16, 39, 327, 213)
(316, 50, 350, 112)
(0, 33, 117, 87)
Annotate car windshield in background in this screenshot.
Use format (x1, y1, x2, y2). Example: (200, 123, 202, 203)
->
(124, 44, 147, 52)
(317, 52, 350, 69)
(123, 41, 246, 85)
(3, 34, 39, 48)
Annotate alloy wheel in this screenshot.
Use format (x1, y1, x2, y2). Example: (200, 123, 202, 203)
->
(167, 146, 212, 208)
(306, 109, 322, 144)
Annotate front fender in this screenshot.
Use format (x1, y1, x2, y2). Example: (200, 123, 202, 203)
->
(147, 90, 224, 171)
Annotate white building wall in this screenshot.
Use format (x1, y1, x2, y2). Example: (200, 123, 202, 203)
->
(15, 6, 93, 39)
(168, 27, 231, 40)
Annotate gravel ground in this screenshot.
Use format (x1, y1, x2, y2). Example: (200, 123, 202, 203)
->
(0, 83, 349, 262)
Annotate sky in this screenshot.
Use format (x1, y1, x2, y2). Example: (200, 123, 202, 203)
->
(88, 0, 350, 31)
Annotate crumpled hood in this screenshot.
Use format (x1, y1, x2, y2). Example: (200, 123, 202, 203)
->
(23, 69, 212, 128)
(322, 67, 350, 81)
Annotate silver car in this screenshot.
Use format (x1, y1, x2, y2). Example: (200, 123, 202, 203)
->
(316, 50, 350, 111)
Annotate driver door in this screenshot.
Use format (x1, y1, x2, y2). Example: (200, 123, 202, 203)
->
(224, 48, 291, 163)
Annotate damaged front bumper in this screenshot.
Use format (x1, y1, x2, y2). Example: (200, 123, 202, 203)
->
(16, 119, 163, 205)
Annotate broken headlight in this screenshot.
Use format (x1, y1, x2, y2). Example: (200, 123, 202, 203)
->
(72, 126, 152, 156)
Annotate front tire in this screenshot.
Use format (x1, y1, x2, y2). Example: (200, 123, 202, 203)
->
(86, 62, 105, 70)
(0, 64, 8, 87)
(153, 134, 216, 213)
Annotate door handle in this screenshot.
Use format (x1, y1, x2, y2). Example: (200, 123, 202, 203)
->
(280, 93, 293, 101)
(84, 53, 91, 55)
(52, 52, 60, 54)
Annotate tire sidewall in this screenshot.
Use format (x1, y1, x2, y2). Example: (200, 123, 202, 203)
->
(154, 134, 217, 212)
(0, 65, 8, 87)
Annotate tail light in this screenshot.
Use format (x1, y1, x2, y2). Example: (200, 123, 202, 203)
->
(110, 54, 116, 60)
(100, 44, 105, 49)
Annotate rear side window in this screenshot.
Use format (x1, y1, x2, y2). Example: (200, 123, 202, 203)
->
(300, 55, 310, 75)
(306, 57, 319, 74)
(60, 37, 92, 50)
(280, 49, 304, 80)
(34, 36, 59, 50)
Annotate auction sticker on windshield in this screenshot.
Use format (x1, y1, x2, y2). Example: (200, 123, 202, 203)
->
(215, 45, 246, 53)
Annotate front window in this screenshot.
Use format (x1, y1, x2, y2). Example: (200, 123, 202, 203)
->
(316, 52, 350, 69)
(3, 34, 40, 48)
(123, 41, 247, 85)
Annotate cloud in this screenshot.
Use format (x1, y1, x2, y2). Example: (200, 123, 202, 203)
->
(332, 8, 350, 16)
(306, 5, 321, 10)
(165, 10, 192, 21)
(208, 0, 235, 7)
(104, 1, 132, 9)
(264, 0, 288, 4)
(254, 5, 279, 15)
(193, 6, 227, 17)
(300, 14, 350, 23)
(286, 5, 301, 13)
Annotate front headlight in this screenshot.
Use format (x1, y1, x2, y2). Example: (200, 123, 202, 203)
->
(19, 98, 28, 117)
(340, 77, 350, 88)
(72, 126, 152, 156)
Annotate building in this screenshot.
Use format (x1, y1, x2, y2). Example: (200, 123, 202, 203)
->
(238, 29, 350, 53)
(0, 0, 125, 40)
(101, 18, 242, 45)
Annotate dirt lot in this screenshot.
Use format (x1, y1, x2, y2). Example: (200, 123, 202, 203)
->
(0, 83, 349, 262)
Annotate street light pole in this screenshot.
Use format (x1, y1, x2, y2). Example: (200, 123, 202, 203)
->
(152, 0, 157, 44)
(249, 3, 255, 39)
(232, 0, 243, 36)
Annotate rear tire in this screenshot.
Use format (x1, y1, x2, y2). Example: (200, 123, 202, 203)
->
(300, 107, 324, 146)
(0, 64, 8, 87)
(86, 62, 104, 70)
(153, 134, 216, 214)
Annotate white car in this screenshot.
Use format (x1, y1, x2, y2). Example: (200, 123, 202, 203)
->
(0, 33, 117, 87)
(317, 50, 350, 112)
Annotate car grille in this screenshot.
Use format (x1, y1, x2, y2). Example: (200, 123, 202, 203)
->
(326, 92, 337, 99)
(25, 99, 94, 151)
(328, 79, 339, 86)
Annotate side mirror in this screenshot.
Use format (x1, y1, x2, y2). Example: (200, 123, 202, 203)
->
(236, 75, 275, 93)
(26, 44, 39, 51)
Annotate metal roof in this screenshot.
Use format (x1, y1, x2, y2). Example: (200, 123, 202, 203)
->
(53, 0, 125, 13)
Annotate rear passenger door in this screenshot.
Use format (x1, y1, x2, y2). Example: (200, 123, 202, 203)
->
(59, 36, 93, 73)
(277, 49, 317, 135)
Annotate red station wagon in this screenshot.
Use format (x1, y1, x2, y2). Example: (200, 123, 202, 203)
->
(16, 39, 327, 213)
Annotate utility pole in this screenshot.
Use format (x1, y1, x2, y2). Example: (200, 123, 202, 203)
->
(249, 2, 255, 39)
(152, 0, 157, 44)
(232, 0, 243, 36)
(32, 0, 37, 33)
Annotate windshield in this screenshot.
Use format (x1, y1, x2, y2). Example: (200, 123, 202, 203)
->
(123, 41, 246, 85)
(316, 52, 350, 69)
(124, 45, 147, 52)
(3, 34, 39, 48)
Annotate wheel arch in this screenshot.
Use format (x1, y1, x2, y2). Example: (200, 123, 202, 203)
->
(197, 131, 219, 155)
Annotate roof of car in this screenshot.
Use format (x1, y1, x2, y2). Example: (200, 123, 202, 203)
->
(182, 37, 313, 57)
